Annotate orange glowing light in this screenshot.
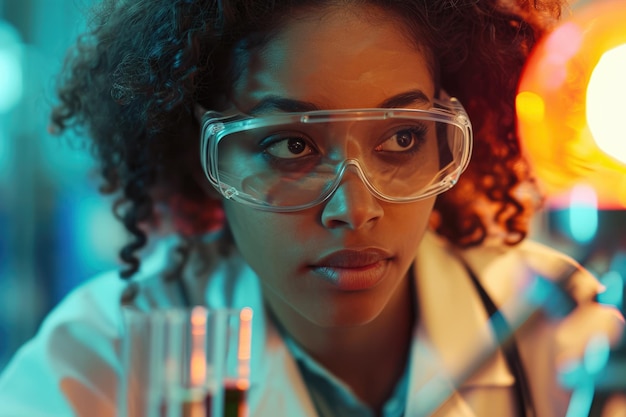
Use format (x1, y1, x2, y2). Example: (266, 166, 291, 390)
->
(239, 307, 253, 322)
(516, 91, 545, 123)
(190, 353, 207, 386)
(517, 0, 626, 209)
(191, 306, 207, 327)
(238, 308, 253, 362)
(190, 307, 208, 386)
(235, 378, 250, 391)
(236, 307, 253, 385)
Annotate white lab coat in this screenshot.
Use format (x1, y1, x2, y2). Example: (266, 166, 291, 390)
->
(0, 231, 608, 416)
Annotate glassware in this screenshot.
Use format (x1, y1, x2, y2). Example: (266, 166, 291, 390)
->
(117, 306, 253, 417)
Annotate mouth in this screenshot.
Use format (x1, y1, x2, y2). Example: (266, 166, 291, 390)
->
(309, 249, 393, 290)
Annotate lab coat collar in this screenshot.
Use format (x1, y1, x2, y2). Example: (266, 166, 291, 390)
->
(405, 231, 516, 417)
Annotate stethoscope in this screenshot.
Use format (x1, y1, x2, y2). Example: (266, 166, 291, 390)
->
(463, 262, 536, 417)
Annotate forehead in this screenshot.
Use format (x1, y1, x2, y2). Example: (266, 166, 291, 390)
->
(230, 5, 435, 112)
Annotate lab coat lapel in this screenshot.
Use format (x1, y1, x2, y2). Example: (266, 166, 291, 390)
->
(404, 326, 478, 417)
(405, 232, 515, 417)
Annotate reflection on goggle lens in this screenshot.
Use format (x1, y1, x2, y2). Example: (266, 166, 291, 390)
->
(201, 98, 472, 212)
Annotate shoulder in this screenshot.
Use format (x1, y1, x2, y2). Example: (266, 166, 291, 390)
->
(0, 237, 176, 417)
(38, 233, 184, 340)
(455, 235, 602, 305)
(0, 270, 125, 416)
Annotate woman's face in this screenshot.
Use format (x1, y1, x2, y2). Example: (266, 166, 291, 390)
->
(223, 5, 437, 327)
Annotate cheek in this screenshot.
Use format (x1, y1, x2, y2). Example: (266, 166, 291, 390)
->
(388, 199, 436, 251)
(225, 202, 276, 255)
(223, 201, 305, 280)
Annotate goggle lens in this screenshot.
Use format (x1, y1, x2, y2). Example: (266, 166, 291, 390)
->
(201, 101, 472, 211)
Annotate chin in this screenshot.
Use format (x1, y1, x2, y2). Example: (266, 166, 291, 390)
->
(303, 297, 387, 328)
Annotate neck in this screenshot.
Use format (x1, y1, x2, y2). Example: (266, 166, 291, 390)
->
(266, 270, 416, 412)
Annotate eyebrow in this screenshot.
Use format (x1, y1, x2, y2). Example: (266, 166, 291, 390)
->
(247, 89, 431, 115)
(248, 96, 320, 115)
(378, 90, 430, 108)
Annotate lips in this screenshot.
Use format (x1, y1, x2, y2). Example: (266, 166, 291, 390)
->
(309, 248, 393, 290)
(313, 249, 392, 268)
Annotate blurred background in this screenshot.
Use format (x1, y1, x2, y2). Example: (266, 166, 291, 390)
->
(0, 0, 126, 370)
(0, 0, 625, 412)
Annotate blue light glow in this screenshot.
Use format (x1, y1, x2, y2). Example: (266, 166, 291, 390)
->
(53, 188, 125, 302)
(567, 185, 598, 244)
(0, 130, 11, 179)
(583, 333, 610, 375)
(0, 22, 23, 113)
(564, 334, 610, 417)
(597, 270, 624, 310)
(565, 383, 595, 417)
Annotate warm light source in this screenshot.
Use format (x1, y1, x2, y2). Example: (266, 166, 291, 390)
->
(586, 43, 626, 165)
(517, 0, 626, 209)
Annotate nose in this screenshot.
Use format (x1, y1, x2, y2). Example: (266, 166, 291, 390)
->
(320, 166, 384, 230)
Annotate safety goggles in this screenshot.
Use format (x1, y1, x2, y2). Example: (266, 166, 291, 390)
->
(200, 97, 473, 212)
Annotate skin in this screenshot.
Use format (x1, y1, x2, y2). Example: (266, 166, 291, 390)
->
(216, 4, 437, 410)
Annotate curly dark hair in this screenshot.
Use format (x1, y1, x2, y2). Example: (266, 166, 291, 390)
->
(50, 0, 563, 279)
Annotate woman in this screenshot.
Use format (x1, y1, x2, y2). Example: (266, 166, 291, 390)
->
(0, 0, 622, 416)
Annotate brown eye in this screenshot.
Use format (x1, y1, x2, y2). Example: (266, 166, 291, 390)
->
(375, 126, 426, 152)
(393, 131, 414, 149)
(287, 138, 307, 154)
(264, 135, 316, 159)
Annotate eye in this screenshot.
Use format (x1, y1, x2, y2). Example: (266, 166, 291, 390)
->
(375, 126, 427, 153)
(263, 134, 316, 159)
